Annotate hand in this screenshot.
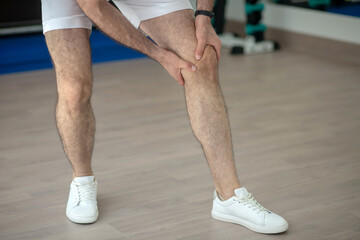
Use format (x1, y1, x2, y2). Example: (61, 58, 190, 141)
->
(194, 15, 221, 61)
(158, 49, 197, 86)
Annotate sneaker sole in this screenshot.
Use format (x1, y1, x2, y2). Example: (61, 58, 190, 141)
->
(66, 210, 99, 224)
(211, 210, 288, 234)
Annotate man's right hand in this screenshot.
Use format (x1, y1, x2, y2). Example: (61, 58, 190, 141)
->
(158, 49, 197, 86)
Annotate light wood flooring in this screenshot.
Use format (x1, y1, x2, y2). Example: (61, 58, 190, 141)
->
(0, 47, 360, 240)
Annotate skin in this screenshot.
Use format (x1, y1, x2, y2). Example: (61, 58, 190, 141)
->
(45, 0, 241, 200)
(45, 29, 95, 178)
(140, 10, 241, 200)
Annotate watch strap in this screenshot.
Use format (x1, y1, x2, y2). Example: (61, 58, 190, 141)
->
(195, 10, 215, 19)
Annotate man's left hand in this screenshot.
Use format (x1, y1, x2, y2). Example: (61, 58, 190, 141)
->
(194, 15, 221, 61)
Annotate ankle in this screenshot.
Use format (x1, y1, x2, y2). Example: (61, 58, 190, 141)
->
(73, 172, 94, 179)
(216, 183, 242, 200)
(216, 191, 234, 201)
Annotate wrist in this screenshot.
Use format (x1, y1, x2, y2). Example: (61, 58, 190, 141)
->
(195, 15, 212, 26)
(153, 46, 167, 64)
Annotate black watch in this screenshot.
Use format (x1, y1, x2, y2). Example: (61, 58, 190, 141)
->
(195, 10, 215, 19)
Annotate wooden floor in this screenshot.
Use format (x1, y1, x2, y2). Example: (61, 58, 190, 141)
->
(0, 47, 360, 240)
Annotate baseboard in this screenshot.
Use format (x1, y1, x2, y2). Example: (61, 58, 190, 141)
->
(225, 20, 360, 66)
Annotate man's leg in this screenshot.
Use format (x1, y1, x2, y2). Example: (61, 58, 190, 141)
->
(140, 10, 241, 200)
(139, 10, 288, 234)
(45, 29, 95, 179)
(45, 28, 99, 224)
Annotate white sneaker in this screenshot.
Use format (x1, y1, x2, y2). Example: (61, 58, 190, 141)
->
(211, 187, 288, 234)
(66, 176, 99, 224)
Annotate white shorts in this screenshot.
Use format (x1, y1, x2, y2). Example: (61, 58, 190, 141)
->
(41, 0, 193, 34)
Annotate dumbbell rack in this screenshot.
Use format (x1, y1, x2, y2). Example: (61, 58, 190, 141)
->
(213, 0, 280, 55)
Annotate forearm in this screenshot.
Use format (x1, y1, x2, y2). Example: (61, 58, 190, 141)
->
(196, 0, 215, 11)
(77, 0, 164, 62)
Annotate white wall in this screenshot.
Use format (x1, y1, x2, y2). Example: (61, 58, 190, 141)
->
(190, 0, 360, 44)
(262, 2, 360, 45)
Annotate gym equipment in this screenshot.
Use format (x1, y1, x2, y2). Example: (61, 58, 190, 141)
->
(213, 0, 280, 55)
(274, 0, 331, 10)
(309, 0, 331, 9)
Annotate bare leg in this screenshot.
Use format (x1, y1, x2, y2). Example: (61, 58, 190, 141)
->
(140, 10, 241, 199)
(45, 29, 95, 179)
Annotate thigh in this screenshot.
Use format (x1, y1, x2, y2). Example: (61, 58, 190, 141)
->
(139, 9, 198, 63)
(45, 28, 92, 91)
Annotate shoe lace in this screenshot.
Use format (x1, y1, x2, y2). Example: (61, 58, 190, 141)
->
(74, 182, 95, 203)
(235, 193, 269, 213)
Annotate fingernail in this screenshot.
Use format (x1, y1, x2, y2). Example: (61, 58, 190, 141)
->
(191, 65, 197, 71)
(196, 55, 201, 60)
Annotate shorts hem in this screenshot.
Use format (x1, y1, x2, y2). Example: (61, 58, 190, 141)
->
(42, 15, 92, 34)
(137, 1, 194, 23)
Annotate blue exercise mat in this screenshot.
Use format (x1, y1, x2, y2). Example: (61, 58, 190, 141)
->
(0, 30, 147, 75)
(327, 4, 360, 18)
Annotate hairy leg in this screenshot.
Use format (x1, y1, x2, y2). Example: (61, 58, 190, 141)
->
(140, 10, 241, 199)
(45, 29, 95, 179)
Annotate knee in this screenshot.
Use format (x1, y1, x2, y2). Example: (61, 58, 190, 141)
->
(197, 45, 218, 76)
(57, 77, 92, 113)
(183, 45, 219, 85)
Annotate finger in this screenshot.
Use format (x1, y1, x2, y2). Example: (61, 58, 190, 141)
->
(215, 42, 221, 61)
(177, 72, 185, 86)
(210, 40, 222, 61)
(195, 41, 206, 61)
(179, 60, 197, 72)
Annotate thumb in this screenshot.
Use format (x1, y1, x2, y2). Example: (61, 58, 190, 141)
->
(195, 41, 206, 61)
(179, 59, 197, 72)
